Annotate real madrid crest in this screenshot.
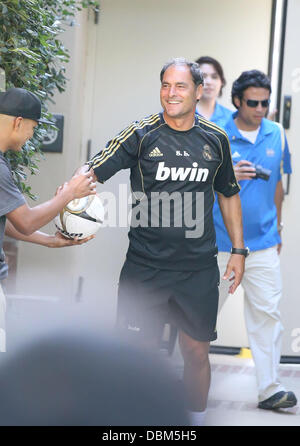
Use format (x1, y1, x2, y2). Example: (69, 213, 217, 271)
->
(203, 144, 212, 161)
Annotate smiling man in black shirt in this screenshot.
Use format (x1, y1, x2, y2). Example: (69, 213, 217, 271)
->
(82, 58, 246, 425)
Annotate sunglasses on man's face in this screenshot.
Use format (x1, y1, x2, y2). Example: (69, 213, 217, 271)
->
(243, 98, 270, 108)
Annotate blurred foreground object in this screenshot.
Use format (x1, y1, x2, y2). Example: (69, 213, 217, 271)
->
(0, 328, 187, 426)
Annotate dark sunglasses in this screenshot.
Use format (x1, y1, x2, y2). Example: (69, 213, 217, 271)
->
(243, 98, 270, 108)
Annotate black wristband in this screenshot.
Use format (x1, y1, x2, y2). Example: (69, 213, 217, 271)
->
(230, 247, 250, 257)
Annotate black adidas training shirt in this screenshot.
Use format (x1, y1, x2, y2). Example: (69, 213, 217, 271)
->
(89, 113, 239, 271)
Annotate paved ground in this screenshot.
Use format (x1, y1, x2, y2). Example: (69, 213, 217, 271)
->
(170, 342, 300, 426)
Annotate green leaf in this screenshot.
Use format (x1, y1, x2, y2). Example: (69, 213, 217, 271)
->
(1, 0, 99, 198)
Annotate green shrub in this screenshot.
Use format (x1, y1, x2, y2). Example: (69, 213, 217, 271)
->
(0, 0, 99, 199)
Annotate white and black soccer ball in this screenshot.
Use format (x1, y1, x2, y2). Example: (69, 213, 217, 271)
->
(55, 195, 105, 239)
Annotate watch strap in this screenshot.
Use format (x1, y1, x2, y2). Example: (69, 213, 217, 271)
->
(231, 247, 249, 257)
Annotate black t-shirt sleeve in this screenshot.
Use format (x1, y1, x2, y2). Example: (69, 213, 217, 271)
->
(89, 122, 140, 182)
(213, 132, 240, 197)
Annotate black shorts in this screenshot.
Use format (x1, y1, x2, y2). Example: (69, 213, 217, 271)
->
(117, 258, 220, 344)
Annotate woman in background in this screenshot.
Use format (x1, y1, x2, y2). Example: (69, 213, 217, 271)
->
(195, 56, 232, 128)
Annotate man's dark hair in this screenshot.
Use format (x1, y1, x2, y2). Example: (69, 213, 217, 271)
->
(160, 58, 204, 87)
(195, 56, 226, 96)
(231, 70, 272, 109)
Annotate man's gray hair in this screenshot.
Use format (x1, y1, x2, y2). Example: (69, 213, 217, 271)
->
(160, 58, 204, 87)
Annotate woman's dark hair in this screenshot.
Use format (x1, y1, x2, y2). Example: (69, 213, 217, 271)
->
(231, 70, 272, 109)
(195, 56, 226, 97)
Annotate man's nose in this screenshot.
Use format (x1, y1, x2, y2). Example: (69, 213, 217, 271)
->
(169, 85, 177, 96)
(256, 103, 264, 112)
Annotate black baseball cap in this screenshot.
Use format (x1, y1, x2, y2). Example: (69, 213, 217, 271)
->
(0, 88, 54, 125)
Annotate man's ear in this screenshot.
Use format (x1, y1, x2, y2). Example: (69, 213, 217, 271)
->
(196, 84, 203, 102)
(233, 95, 241, 109)
(13, 116, 23, 130)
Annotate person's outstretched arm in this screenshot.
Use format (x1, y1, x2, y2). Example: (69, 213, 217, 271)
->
(5, 220, 94, 247)
(6, 172, 96, 236)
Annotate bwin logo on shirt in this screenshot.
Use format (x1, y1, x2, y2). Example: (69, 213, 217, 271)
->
(155, 162, 209, 182)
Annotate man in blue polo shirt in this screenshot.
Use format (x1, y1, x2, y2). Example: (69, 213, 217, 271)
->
(214, 70, 296, 410)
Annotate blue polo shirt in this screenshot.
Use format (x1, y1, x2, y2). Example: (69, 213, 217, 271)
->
(210, 102, 233, 128)
(196, 102, 232, 129)
(213, 113, 292, 252)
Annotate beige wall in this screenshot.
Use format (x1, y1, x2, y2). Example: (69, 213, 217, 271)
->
(277, 0, 300, 355)
(14, 1, 272, 340)
(86, 0, 272, 152)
